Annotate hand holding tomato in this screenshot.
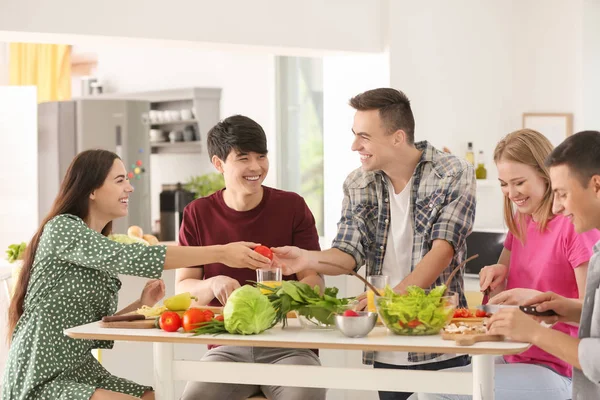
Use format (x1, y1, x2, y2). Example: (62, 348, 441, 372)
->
(254, 245, 273, 261)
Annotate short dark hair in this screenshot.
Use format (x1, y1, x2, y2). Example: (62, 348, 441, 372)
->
(207, 115, 268, 161)
(546, 130, 600, 187)
(349, 88, 415, 144)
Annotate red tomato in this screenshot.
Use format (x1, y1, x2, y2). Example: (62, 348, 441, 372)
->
(182, 308, 207, 332)
(159, 311, 181, 332)
(203, 310, 215, 320)
(475, 309, 489, 318)
(453, 308, 473, 318)
(343, 310, 359, 317)
(215, 315, 224, 322)
(407, 319, 422, 328)
(254, 245, 273, 261)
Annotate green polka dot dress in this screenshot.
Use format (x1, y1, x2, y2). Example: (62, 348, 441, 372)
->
(1, 214, 167, 400)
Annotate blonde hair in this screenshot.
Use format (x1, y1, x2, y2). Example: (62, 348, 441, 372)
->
(493, 129, 554, 242)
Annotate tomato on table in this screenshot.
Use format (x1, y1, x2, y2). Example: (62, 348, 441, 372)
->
(475, 309, 490, 318)
(159, 311, 181, 332)
(182, 308, 208, 332)
(215, 315, 224, 322)
(254, 245, 273, 261)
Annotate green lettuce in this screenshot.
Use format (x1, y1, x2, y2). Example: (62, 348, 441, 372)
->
(224, 286, 276, 335)
(377, 285, 453, 335)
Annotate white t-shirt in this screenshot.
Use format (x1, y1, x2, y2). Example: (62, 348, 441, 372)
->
(374, 177, 454, 366)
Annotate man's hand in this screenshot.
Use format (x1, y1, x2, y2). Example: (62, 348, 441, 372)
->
(210, 276, 241, 305)
(487, 308, 543, 342)
(220, 242, 272, 270)
(271, 246, 313, 275)
(479, 264, 509, 293)
(488, 288, 541, 306)
(522, 291, 583, 325)
(140, 279, 166, 307)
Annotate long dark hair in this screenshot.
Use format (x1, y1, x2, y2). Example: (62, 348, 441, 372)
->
(8, 149, 120, 340)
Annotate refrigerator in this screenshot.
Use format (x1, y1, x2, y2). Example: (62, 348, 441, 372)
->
(38, 99, 152, 235)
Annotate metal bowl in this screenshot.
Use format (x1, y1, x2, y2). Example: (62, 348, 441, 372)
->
(334, 312, 378, 338)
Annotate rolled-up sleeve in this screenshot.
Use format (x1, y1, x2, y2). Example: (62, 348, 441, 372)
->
(579, 338, 600, 384)
(430, 165, 476, 250)
(331, 180, 364, 271)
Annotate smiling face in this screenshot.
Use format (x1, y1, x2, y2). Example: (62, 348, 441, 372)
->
(550, 164, 600, 233)
(496, 159, 548, 217)
(89, 159, 134, 220)
(351, 109, 406, 172)
(214, 149, 269, 196)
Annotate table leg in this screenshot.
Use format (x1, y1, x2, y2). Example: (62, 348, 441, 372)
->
(472, 354, 494, 400)
(153, 342, 174, 400)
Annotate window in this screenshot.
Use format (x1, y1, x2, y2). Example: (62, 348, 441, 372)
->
(276, 57, 324, 236)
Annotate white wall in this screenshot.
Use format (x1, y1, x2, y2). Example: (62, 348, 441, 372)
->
(0, 86, 38, 251)
(0, 43, 8, 85)
(0, 0, 384, 54)
(77, 44, 277, 225)
(0, 86, 38, 381)
(582, 0, 600, 130)
(383, 0, 584, 231)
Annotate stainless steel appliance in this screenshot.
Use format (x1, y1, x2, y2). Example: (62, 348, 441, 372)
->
(159, 183, 195, 242)
(38, 98, 151, 234)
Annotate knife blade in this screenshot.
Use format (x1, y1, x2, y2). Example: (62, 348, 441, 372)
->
(477, 304, 557, 317)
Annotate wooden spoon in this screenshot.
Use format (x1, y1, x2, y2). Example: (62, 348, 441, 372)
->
(318, 261, 383, 296)
(443, 254, 480, 293)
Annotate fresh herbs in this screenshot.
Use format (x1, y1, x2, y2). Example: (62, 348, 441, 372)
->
(255, 280, 355, 327)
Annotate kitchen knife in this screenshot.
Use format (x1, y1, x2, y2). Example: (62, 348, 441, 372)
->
(477, 304, 557, 317)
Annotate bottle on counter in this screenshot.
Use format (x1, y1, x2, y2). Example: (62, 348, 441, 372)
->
(476, 150, 487, 180)
(465, 142, 475, 165)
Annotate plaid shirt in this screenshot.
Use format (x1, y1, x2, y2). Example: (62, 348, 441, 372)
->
(332, 141, 476, 364)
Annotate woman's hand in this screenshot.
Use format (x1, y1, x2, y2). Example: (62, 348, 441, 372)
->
(139, 279, 165, 307)
(522, 291, 583, 325)
(220, 242, 272, 270)
(487, 307, 543, 342)
(488, 288, 541, 305)
(479, 264, 509, 293)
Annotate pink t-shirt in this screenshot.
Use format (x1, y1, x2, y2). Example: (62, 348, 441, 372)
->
(503, 214, 600, 377)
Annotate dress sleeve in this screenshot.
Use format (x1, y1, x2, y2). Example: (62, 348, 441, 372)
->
(44, 214, 166, 279)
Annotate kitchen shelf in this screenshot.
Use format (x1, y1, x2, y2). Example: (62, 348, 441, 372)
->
(149, 119, 198, 126)
(151, 141, 203, 154)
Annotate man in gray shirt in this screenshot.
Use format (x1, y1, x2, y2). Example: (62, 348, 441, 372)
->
(486, 130, 600, 400)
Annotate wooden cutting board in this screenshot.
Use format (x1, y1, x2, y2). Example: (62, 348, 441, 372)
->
(442, 332, 504, 346)
(100, 319, 157, 329)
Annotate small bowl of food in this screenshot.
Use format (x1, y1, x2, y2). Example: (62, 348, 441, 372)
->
(334, 310, 378, 338)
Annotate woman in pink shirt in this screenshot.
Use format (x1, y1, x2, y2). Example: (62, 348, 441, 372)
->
(416, 129, 600, 400)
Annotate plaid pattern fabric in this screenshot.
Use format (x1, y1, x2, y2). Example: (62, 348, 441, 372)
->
(332, 141, 476, 364)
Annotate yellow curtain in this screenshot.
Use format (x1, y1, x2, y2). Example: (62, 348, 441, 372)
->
(9, 43, 71, 103)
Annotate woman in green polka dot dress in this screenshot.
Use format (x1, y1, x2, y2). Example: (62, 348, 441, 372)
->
(2, 150, 272, 400)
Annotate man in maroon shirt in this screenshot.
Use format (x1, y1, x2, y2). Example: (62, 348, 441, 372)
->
(176, 115, 326, 400)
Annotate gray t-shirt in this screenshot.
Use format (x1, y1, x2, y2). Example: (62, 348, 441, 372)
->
(573, 240, 600, 399)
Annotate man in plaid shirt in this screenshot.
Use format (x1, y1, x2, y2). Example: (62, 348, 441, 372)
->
(274, 88, 476, 400)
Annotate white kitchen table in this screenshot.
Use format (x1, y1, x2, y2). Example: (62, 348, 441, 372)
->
(65, 321, 530, 400)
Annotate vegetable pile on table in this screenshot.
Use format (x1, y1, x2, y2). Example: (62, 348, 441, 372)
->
(256, 280, 355, 328)
(192, 285, 277, 335)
